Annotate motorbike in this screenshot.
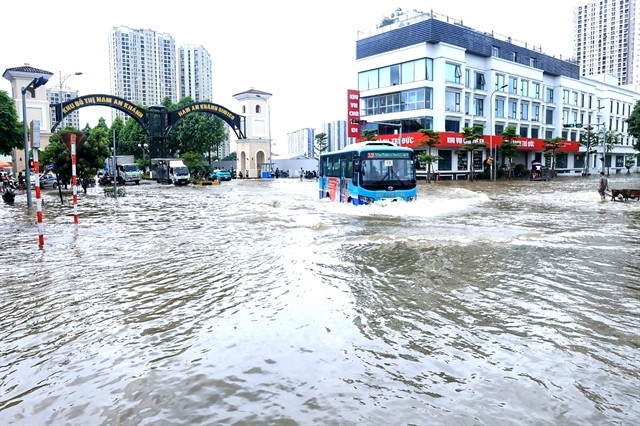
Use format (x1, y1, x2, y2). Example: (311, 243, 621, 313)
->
(2, 179, 18, 203)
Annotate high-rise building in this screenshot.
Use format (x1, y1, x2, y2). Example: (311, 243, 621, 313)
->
(287, 128, 315, 156)
(321, 121, 349, 153)
(47, 86, 80, 129)
(178, 44, 213, 101)
(573, 0, 638, 85)
(109, 26, 177, 120)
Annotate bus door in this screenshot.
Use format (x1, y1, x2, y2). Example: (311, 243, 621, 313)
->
(340, 158, 347, 202)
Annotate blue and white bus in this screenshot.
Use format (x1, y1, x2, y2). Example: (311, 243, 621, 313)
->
(318, 141, 417, 205)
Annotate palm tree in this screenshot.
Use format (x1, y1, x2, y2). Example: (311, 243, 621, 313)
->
(578, 125, 599, 176)
(499, 125, 519, 180)
(543, 137, 565, 177)
(417, 128, 441, 183)
(461, 125, 485, 181)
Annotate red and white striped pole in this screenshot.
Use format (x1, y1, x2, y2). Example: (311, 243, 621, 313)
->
(33, 148, 44, 248)
(70, 133, 78, 225)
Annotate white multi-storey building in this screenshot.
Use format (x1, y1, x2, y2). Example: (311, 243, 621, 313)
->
(355, 11, 640, 178)
(178, 44, 213, 102)
(287, 128, 315, 157)
(108, 26, 177, 121)
(47, 86, 80, 129)
(573, 0, 637, 86)
(321, 120, 349, 153)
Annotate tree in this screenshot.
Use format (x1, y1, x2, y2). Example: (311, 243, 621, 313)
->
(119, 115, 147, 158)
(499, 125, 519, 180)
(602, 129, 621, 176)
(626, 100, 640, 151)
(41, 127, 111, 185)
(314, 133, 328, 161)
(543, 137, 565, 177)
(578, 125, 600, 176)
(0, 91, 23, 155)
(624, 157, 635, 174)
(461, 125, 485, 181)
(417, 128, 441, 183)
(362, 130, 377, 141)
(181, 151, 209, 178)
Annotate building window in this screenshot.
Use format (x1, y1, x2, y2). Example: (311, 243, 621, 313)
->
(521, 80, 529, 97)
(446, 63, 462, 84)
(358, 69, 379, 90)
(465, 95, 470, 115)
(545, 109, 554, 125)
(496, 99, 505, 118)
(445, 120, 460, 132)
(492, 46, 500, 57)
(563, 89, 570, 104)
(521, 103, 529, 120)
(377, 93, 402, 113)
(533, 82, 540, 99)
(529, 57, 537, 67)
(401, 59, 427, 84)
(532, 104, 540, 121)
(445, 91, 461, 112)
(401, 88, 430, 110)
(379, 64, 401, 87)
(531, 128, 539, 138)
(546, 88, 554, 103)
(475, 72, 485, 90)
(465, 69, 471, 88)
(508, 101, 517, 119)
(496, 74, 506, 90)
(511, 51, 518, 61)
(474, 97, 484, 116)
(509, 76, 517, 94)
(519, 126, 528, 137)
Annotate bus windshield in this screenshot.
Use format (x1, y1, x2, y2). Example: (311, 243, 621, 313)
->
(360, 152, 415, 185)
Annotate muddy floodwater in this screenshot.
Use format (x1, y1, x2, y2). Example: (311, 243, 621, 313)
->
(1, 175, 639, 425)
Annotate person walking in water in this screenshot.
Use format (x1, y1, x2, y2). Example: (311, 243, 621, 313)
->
(598, 171, 609, 200)
(300, 168, 304, 181)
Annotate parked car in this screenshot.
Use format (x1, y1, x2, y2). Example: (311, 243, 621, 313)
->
(39, 172, 59, 189)
(29, 172, 59, 189)
(211, 169, 232, 181)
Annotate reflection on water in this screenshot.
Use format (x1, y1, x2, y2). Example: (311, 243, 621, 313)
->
(1, 175, 639, 425)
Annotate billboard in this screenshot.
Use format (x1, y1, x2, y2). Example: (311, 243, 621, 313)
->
(347, 89, 360, 138)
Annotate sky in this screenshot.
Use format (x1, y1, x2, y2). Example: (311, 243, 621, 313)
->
(1, 0, 580, 154)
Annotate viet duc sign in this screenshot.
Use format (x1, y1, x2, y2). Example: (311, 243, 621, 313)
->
(376, 131, 580, 152)
(347, 89, 360, 138)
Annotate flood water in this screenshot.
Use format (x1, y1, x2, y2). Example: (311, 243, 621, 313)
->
(1, 174, 639, 425)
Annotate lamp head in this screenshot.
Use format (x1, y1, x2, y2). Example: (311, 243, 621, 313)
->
(32, 76, 49, 89)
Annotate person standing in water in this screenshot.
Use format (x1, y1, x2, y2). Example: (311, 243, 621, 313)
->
(597, 172, 609, 200)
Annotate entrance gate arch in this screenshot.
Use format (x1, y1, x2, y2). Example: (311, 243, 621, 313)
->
(52, 95, 246, 158)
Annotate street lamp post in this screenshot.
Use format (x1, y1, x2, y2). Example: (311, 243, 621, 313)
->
(600, 122, 607, 174)
(21, 76, 50, 208)
(138, 143, 148, 160)
(58, 71, 83, 130)
(490, 84, 508, 181)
